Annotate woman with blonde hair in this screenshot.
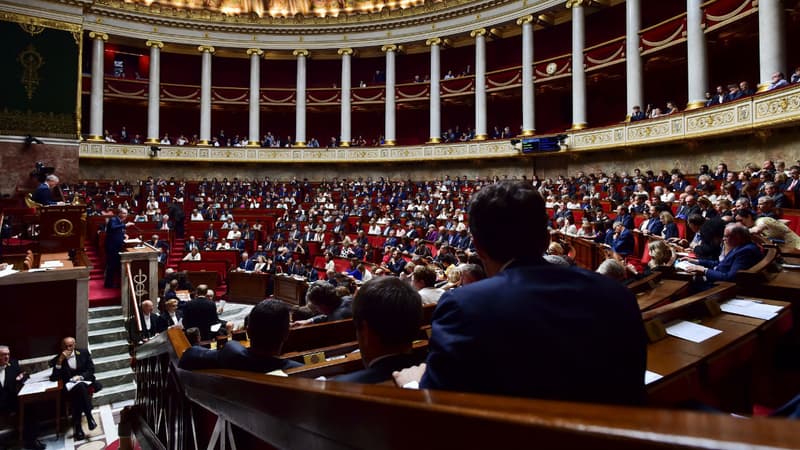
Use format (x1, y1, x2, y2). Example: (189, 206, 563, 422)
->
(647, 240, 675, 270)
(659, 211, 679, 240)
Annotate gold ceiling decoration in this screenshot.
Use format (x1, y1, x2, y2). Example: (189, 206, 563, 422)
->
(117, 0, 437, 19)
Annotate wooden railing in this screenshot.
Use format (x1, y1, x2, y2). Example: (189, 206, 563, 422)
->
(123, 322, 800, 450)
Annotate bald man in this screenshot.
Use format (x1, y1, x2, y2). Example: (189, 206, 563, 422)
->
(131, 300, 167, 343)
(49, 337, 99, 441)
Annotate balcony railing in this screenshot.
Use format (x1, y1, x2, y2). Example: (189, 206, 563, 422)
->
(79, 82, 800, 164)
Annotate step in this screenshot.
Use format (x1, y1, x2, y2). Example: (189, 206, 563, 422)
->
(89, 326, 129, 344)
(89, 339, 130, 359)
(93, 353, 132, 373)
(96, 367, 135, 387)
(88, 315, 126, 331)
(89, 305, 123, 319)
(93, 381, 137, 406)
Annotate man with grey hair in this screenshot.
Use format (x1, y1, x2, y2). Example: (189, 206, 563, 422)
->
(32, 173, 60, 205)
(756, 196, 779, 219)
(1, 345, 46, 449)
(681, 223, 763, 284)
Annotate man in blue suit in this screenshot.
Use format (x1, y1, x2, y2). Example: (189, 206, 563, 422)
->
(334, 277, 425, 384)
(394, 182, 647, 405)
(682, 223, 763, 283)
(32, 174, 60, 205)
(104, 207, 134, 288)
(609, 221, 635, 256)
(179, 299, 301, 373)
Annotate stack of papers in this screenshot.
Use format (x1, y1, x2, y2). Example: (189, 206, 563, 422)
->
(40, 260, 64, 268)
(0, 266, 18, 278)
(720, 299, 782, 320)
(19, 380, 59, 396)
(666, 320, 723, 343)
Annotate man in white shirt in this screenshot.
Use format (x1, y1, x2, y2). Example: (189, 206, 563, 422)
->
(411, 265, 445, 305)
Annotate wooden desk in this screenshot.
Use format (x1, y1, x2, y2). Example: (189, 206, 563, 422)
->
(227, 271, 271, 304)
(635, 280, 690, 311)
(273, 275, 308, 306)
(18, 382, 61, 439)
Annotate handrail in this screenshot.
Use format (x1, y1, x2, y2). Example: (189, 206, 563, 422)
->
(126, 262, 143, 334)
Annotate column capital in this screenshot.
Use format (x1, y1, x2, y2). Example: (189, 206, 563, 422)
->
(337, 48, 354, 56)
(246, 48, 264, 56)
(198, 45, 215, 54)
(381, 44, 398, 53)
(293, 49, 309, 57)
(88, 31, 108, 41)
(146, 40, 164, 49)
(470, 28, 487, 38)
(566, 0, 588, 9)
(516, 15, 534, 26)
(425, 37, 442, 46)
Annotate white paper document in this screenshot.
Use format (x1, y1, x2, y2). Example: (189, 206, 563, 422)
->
(40, 260, 64, 268)
(0, 267, 18, 278)
(674, 260, 695, 271)
(644, 370, 663, 385)
(18, 380, 59, 396)
(720, 299, 782, 320)
(27, 368, 52, 383)
(65, 380, 92, 391)
(210, 323, 221, 333)
(666, 320, 723, 343)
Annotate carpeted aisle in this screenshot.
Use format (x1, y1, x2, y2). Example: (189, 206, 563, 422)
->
(86, 242, 120, 307)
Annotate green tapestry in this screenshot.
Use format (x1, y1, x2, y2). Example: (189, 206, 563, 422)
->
(0, 13, 81, 138)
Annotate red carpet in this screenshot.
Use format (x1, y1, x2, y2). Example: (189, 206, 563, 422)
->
(89, 278, 121, 307)
(86, 241, 121, 307)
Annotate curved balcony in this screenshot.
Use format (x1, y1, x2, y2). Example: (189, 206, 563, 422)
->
(79, 82, 800, 163)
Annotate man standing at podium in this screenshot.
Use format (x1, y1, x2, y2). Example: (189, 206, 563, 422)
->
(105, 207, 135, 288)
(32, 174, 61, 206)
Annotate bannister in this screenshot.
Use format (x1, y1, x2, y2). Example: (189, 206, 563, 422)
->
(126, 261, 143, 335)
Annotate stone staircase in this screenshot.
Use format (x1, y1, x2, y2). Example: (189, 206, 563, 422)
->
(87, 305, 136, 406)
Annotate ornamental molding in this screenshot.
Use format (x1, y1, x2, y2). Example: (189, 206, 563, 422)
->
(78, 85, 800, 163)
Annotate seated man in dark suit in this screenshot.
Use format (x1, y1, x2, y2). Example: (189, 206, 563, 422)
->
(290, 281, 353, 327)
(179, 300, 302, 373)
(32, 174, 60, 205)
(130, 299, 167, 343)
(334, 277, 424, 384)
(394, 181, 647, 405)
(182, 285, 228, 341)
(49, 337, 100, 441)
(681, 223, 764, 284)
(0, 345, 45, 450)
(607, 221, 634, 257)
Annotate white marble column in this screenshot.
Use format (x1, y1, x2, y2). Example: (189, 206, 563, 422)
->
(294, 49, 308, 147)
(567, 0, 587, 129)
(247, 48, 263, 147)
(471, 29, 488, 140)
(88, 32, 108, 141)
(145, 40, 163, 144)
(198, 45, 214, 145)
(517, 16, 535, 136)
(757, 0, 786, 92)
(338, 48, 353, 147)
(686, 0, 708, 109)
(382, 44, 397, 146)
(625, 0, 643, 118)
(426, 38, 442, 143)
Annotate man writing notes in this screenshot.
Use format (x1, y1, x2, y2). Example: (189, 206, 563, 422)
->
(394, 181, 647, 405)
